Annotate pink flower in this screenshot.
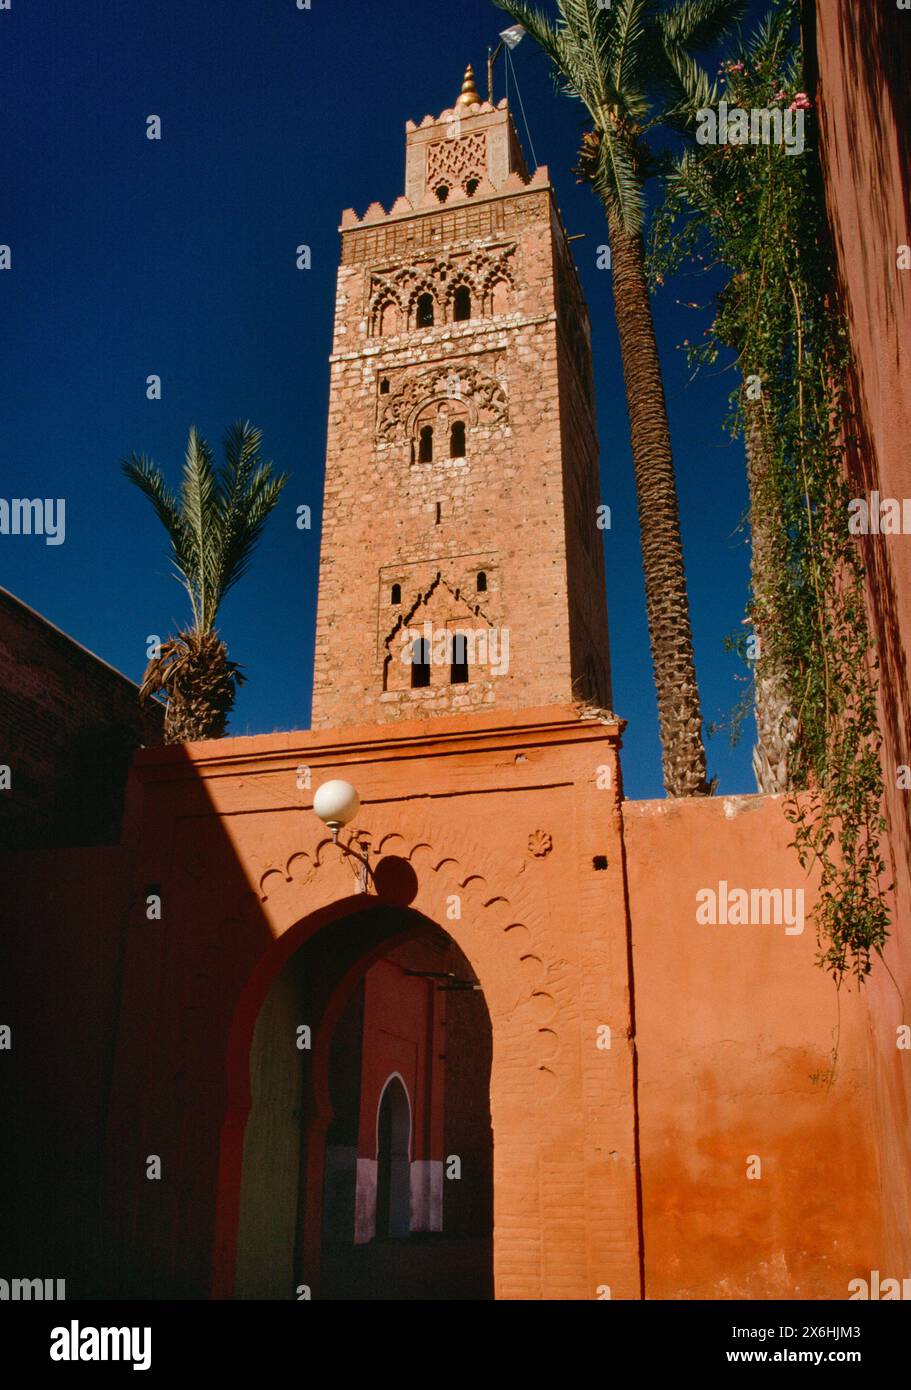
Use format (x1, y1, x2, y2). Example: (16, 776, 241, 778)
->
(773, 89, 788, 102)
(789, 92, 812, 111)
(730, 61, 745, 73)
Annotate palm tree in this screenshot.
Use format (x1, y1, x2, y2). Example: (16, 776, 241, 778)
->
(494, 0, 745, 795)
(123, 421, 287, 743)
(652, 4, 803, 792)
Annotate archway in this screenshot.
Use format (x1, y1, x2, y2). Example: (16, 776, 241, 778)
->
(225, 899, 493, 1300)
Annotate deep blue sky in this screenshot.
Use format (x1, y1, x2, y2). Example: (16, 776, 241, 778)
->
(0, 0, 772, 798)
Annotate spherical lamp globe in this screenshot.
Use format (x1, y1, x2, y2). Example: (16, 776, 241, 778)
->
(313, 780, 360, 835)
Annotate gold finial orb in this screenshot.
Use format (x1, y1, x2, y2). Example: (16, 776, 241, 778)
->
(455, 63, 481, 108)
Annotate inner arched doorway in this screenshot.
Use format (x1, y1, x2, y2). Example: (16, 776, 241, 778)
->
(375, 1074, 411, 1240)
(226, 898, 493, 1300)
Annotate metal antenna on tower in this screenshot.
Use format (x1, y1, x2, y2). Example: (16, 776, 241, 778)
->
(488, 23, 526, 103)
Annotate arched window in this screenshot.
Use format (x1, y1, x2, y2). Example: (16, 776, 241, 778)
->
(453, 285, 471, 322)
(465, 178, 480, 197)
(435, 184, 450, 204)
(490, 279, 510, 316)
(476, 570, 487, 593)
(416, 293, 435, 329)
(418, 425, 434, 463)
(410, 638, 431, 688)
(450, 420, 466, 459)
(379, 377, 390, 395)
(378, 301, 399, 336)
(450, 633, 469, 685)
(391, 583, 401, 604)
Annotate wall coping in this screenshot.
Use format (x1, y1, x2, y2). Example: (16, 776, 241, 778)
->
(131, 703, 624, 782)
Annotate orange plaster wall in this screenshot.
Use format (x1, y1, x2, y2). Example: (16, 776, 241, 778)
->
(102, 705, 642, 1299)
(809, 0, 911, 1275)
(623, 793, 882, 1299)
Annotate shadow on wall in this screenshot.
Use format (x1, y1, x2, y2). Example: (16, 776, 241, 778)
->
(804, 0, 911, 867)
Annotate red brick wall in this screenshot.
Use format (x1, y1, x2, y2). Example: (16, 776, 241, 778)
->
(0, 587, 161, 849)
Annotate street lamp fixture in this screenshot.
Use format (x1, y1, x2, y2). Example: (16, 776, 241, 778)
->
(313, 779, 361, 840)
(312, 779, 370, 893)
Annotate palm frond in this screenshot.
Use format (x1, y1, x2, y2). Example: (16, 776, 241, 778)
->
(659, 0, 748, 51)
(609, 0, 649, 117)
(179, 427, 220, 626)
(596, 125, 645, 232)
(121, 452, 202, 625)
(217, 463, 288, 606)
(123, 420, 286, 637)
(658, 40, 721, 134)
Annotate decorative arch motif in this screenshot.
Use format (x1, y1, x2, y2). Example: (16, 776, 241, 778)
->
(376, 361, 508, 445)
(370, 288, 404, 337)
(254, 819, 563, 1087)
(367, 243, 517, 338)
(404, 278, 438, 330)
(378, 570, 496, 687)
(426, 133, 488, 198)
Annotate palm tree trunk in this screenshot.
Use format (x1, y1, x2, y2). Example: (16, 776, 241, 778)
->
(743, 393, 796, 794)
(608, 209, 710, 797)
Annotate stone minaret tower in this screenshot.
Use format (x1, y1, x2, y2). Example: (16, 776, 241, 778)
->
(311, 66, 611, 728)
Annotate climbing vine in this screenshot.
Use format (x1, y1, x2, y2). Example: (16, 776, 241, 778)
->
(649, 0, 890, 983)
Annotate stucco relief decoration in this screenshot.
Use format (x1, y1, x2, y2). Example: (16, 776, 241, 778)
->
(376, 361, 508, 444)
(255, 826, 561, 1066)
(367, 243, 516, 337)
(527, 830, 553, 858)
(426, 132, 488, 196)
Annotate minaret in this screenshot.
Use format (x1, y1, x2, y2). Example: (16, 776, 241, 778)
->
(311, 68, 612, 727)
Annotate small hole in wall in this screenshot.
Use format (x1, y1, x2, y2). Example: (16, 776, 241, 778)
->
(379, 377, 390, 395)
(592, 856, 608, 871)
(435, 502, 442, 524)
(391, 583, 401, 604)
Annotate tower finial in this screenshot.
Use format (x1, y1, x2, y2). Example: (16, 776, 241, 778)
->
(455, 63, 481, 108)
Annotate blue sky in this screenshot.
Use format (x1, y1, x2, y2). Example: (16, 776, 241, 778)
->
(0, 0, 774, 798)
